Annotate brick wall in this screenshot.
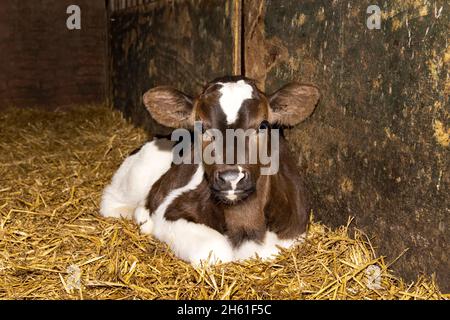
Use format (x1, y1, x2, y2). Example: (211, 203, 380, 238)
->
(0, 0, 107, 109)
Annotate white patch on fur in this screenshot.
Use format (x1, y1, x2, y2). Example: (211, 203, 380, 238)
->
(140, 220, 154, 235)
(99, 138, 174, 219)
(233, 231, 305, 261)
(134, 206, 150, 225)
(225, 166, 244, 201)
(218, 80, 253, 124)
(134, 206, 154, 234)
(150, 164, 233, 265)
(230, 166, 245, 190)
(225, 191, 237, 201)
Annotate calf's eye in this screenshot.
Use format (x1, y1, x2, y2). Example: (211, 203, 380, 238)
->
(259, 120, 270, 130)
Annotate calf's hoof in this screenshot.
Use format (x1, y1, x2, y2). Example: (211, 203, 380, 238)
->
(134, 207, 154, 235)
(189, 238, 233, 266)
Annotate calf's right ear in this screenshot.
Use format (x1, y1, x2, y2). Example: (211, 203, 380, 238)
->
(268, 83, 320, 126)
(143, 86, 194, 128)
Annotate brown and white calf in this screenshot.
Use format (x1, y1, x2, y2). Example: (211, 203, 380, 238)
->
(100, 76, 320, 265)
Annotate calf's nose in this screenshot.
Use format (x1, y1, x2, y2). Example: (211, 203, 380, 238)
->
(215, 169, 248, 190)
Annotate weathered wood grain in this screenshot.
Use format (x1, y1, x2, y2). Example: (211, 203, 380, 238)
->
(109, 0, 239, 134)
(245, 0, 449, 290)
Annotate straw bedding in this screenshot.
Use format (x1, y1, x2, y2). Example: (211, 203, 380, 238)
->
(0, 105, 446, 300)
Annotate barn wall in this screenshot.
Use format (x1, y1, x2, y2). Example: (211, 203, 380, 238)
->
(245, 0, 449, 290)
(109, 0, 240, 134)
(0, 0, 107, 109)
(108, 0, 448, 290)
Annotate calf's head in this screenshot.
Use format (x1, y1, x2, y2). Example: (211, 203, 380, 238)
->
(143, 76, 319, 204)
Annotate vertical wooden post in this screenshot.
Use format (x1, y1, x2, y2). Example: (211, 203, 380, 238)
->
(104, 0, 111, 107)
(232, 0, 242, 76)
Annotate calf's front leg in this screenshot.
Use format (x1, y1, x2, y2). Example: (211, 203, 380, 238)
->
(138, 207, 233, 266)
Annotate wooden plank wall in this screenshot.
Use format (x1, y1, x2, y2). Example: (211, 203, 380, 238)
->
(244, 0, 449, 290)
(109, 0, 240, 134)
(109, 0, 157, 12)
(0, 0, 107, 109)
(109, 0, 448, 290)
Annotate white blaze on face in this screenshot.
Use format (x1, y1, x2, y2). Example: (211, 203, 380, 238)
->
(218, 80, 253, 125)
(226, 166, 245, 201)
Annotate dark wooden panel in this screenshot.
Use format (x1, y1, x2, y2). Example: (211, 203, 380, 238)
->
(245, 0, 449, 290)
(0, 0, 107, 109)
(110, 0, 239, 134)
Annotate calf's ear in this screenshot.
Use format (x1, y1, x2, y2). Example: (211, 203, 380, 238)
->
(268, 83, 320, 126)
(143, 86, 194, 128)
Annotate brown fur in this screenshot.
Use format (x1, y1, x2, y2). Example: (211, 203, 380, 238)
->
(165, 180, 226, 234)
(146, 163, 193, 213)
(146, 136, 309, 246)
(143, 76, 319, 247)
(143, 86, 193, 128)
(222, 173, 270, 246)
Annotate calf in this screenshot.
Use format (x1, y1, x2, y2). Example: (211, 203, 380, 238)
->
(100, 76, 320, 265)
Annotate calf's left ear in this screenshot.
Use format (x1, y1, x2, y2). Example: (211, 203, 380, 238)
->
(143, 86, 194, 128)
(268, 83, 320, 126)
